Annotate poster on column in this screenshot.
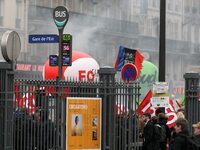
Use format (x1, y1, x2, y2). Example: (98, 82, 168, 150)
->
(66, 97, 101, 150)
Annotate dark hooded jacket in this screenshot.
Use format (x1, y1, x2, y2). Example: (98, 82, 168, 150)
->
(192, 134, 200, 145)
(169, 129, 190, 150)
(157, 118, 170, 150)
(142, 120, 159, 150)
(188, 134, 200, 150)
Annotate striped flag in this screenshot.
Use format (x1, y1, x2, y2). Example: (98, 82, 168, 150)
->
(136, 90, 177, 128)
(115, 46, 144, 77)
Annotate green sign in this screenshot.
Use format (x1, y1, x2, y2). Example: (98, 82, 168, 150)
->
(61, 34, 72, 66)
(62, 34, 72, 42)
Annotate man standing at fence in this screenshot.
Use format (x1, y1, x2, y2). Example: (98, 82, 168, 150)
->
(142, 112, 159, 150)
(187, 121, 200, 149)
(192, 122, 200, 142)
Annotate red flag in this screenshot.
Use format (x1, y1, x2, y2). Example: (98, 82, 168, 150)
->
(114, 46, 144, 78)
(136, 90, 177, 128)
(134, 50, 144, 77)
(15, 85, 36, 114)
(166, 99, 177, 128)
(136, 90, 152, 115)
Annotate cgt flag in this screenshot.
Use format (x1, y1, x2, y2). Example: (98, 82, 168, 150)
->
(136, 90, 178, 128)
(136, 90, 153, 115)
(114, 46, 144, 77)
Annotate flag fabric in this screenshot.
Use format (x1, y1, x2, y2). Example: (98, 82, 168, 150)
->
(166, 99, 178, 128)
(170, 99, 182, 112)
(134, 50, 144, 77)
(114, 46, 125, 71)
(136, 90, 177, 128)
(136, 90, 153, 115)
(15, 85, 36, 114)
(114, 46, 144, 77)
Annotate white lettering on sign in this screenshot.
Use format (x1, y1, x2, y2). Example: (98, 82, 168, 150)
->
(55, 11, 66, 18)
(41, 37, 45, 41)
(37, 66, 43, 72)
(16, 64, 43, 72)
(16, 64, 32, 71)
(69, 104, 88, 110)
(32, 37, 41, 42)
(46, 37, 54, 41)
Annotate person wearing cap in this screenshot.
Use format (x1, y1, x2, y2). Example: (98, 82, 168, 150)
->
(192, 122, 200, 144)
(185, 122, 200, 150)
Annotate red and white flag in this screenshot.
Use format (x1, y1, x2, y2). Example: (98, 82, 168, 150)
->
(136, 90, 177, 128)
(136, 90, 153, 115)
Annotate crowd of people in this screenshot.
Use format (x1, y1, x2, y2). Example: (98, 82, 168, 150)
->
(141, 108, 200, 150)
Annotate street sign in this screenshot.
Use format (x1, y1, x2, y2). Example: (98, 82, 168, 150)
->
(62, 34, 72, 66)
(53, 6, 69, 29)
(121, 63, 138, 81)
(62, 55, 70, 66)
(62, 34, 71, 42)
(29, 34, 59, 43)
(49, 55, 58, 66)
(53, 6, 69, 80)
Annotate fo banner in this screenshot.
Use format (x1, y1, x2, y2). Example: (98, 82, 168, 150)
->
(66, 97, 101, 150)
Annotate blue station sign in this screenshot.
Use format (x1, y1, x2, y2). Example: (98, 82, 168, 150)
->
(29, 34, 59, 43)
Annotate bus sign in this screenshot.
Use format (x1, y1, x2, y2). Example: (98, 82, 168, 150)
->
(53, 6, 69, 29)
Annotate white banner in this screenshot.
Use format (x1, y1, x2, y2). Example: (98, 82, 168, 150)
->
(153, 82, 169, 93)
(151, 96, 169, 107)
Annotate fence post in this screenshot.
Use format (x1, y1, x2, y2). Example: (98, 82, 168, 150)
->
(98, 67, 116, 150)
(0, 62, 14, 150)
(184, 73, 200, 132)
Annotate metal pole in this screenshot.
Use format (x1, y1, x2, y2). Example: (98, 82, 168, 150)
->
(57, 28, 63, 149)
(56, 77, 60, 149)
(159, 0, 166, 82)
(24, 0, 29, 62)
(98, 67, 116, 150)
(58, 29, 63, 81)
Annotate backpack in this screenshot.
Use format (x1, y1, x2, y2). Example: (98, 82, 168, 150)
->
(153, 124, 166, 142)
(160, 124, 166, 142)
(153, 124, 161, 141)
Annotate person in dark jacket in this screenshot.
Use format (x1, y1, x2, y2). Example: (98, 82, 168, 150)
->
(169, 118, 189, 150)
(142, 112, 159, 150)
(192, 122, 200, 144)
(157, 113, 170, 150)
(187, 121, 200, 150)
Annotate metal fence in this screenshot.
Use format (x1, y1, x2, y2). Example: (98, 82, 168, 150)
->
(184, 73, 200, 132)
(0, 63, 15, 150)
(0, 64, 142, 150)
